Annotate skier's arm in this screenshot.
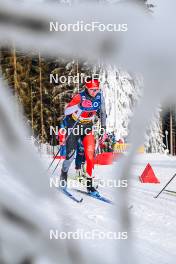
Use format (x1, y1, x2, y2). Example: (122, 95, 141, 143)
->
(64, 94, 81, 116)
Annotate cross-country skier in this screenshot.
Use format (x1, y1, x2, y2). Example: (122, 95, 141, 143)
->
(60, 78, 106, 195)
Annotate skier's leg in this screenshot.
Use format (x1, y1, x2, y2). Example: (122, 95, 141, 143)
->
(75, 147, 83, 170)
(81, 154, 86, 176)
(74, 150, 82, 179)
(83, 133, 98, 193)
(82, 132, 95, 177)
(60, 130, 79, 187)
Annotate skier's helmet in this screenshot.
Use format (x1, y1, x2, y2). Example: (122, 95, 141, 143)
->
(85, 79, 100, 89)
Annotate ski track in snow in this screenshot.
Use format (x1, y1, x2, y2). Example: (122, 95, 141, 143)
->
(1, 153, 176, 264)
(46, 153, 176, 264)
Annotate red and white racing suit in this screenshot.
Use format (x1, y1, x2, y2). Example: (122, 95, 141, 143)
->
(62, 89, 106, 177)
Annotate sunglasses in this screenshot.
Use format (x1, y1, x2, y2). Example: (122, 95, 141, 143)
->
(89, 89, 99, 92)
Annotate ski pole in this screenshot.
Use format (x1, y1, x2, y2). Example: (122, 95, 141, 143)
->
(47, 143, 62, 171)
(154, 173, 176, 198)
(51, 157, 62, 176)
(47, 111, 83, 171)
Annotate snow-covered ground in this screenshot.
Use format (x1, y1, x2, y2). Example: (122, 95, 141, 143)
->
(45, 153, 176, 264)
(1, 152, 176, 264)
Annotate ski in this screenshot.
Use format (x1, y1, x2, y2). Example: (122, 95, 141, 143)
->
(74, 189, 133, 209)
(75, 189, 113, 204)
(59, 187, 83, 203)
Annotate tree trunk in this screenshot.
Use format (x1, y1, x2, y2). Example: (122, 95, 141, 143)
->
(13, 46, 18, 96)
(31, 84, 34, 135)
(39, 53, 44, 143)
(170, 108, 173, 155)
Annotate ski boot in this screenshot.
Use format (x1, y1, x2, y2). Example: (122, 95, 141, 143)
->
(86, 177, 100, 197)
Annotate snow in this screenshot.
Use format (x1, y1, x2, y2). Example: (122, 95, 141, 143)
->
(0, 84, 175, 263)
(42, 153, 176, 264)
(1, 0, 176, 263)
(0, 78, 175, 264)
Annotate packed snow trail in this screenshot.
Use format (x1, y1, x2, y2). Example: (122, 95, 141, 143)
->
(47, 153, 176, 264)
(1, 151, 176, 263)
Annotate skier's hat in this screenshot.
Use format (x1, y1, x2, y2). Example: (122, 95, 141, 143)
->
(85, 78, 100, 89)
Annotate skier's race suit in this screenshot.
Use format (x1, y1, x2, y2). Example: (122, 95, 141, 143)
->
(61, 88, 106, 178)
(75, 139, 85, 170)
